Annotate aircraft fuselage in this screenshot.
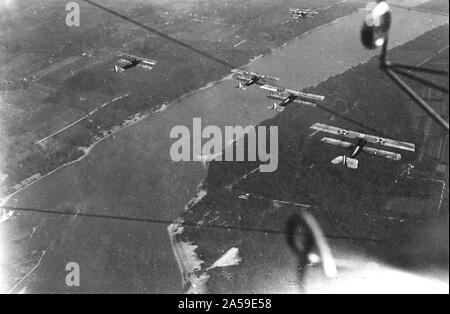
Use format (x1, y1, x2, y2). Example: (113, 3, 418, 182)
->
(245, 76, 260, 86)
(281, 94, 298, 106)
(350, 138, 367, 158)
(122, 60, 140, 70)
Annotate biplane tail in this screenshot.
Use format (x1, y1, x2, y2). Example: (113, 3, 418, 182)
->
(235, 82, 247, 90)
(331, 156, 359, 169)
(114, 66, 125, 74)
(268, 103, 285, 113)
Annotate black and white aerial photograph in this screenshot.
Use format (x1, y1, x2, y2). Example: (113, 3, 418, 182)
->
(0, 0, 448, 298)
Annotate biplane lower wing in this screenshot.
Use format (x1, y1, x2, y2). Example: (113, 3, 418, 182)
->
(138, 60, 157, 70)
(320, 137, 353, 149)
(363, 147, 402, 161)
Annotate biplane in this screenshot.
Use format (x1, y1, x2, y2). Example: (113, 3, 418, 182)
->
(114, 52, 158, 73)
(310, 123, 416, 169)
(290, 8, 318, 20)
(231, 69, 280, 89)
(261, 85, 325, 112)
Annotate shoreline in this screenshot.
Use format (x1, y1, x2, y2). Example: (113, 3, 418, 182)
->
(168, 183, 210, 293)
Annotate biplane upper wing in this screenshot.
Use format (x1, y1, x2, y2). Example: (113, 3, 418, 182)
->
(311, 123, 361, 137)
(310, 123, 415, 152)
(363, 134, 415, 152)
(261, 85, 325, 103)
(363, 147, 402, 161)
(290, 8, 317, 13)
(231, 69, 280, 86)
